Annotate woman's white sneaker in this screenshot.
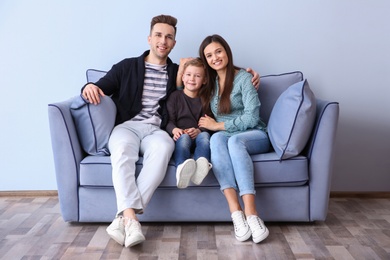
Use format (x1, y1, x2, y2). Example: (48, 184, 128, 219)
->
(231, 211, 251, 242)
(247, 215, 269, 243)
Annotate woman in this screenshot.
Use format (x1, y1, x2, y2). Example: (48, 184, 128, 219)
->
(198, 34, 270, 243)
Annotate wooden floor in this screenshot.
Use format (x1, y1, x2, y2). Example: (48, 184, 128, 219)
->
(0, 196, 390, 260)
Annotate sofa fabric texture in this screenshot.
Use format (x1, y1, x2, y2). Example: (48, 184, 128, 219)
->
(48, 71, 339, 223)
(70, 94, 116, 156)
(268, 79, 317, 159)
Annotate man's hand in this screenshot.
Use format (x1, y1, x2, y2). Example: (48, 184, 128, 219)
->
(82, 83, 105, 105)
(246, 68, 260, 90)
(177, 57, 194, 87)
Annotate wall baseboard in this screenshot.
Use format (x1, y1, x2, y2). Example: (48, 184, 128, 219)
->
(330, 191, 390, 198)
(1, 190, 390, 198)
(0, 190, 58, 197)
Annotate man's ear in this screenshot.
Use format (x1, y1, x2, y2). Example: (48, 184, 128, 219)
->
(147, 35, 151, 45)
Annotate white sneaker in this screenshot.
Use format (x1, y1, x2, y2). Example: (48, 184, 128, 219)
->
(231, 211, 251, 242)
(191, 157, 212, 185)
(247, 215, 269, 243)
(124, 219, 146, 247)
(106, 216, 125, 245)
(176, 159, 196, 189)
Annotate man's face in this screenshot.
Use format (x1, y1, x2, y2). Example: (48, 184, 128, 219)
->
(148, 23, 176, 62)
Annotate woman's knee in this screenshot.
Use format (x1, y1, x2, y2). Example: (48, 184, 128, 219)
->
(228, 131, 270, 154)
(210, 132, 227, 150)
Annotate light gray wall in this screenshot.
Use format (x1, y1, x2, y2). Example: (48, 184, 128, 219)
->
(1, 0, 389, 191)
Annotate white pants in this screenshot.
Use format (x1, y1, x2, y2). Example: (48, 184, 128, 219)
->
(108, 121, 174, 216)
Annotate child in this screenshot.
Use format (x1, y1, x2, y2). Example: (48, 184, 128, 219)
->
(166, 58, 212, 189)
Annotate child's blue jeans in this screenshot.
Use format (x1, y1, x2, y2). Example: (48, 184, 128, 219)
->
(173, 131, 211, 166)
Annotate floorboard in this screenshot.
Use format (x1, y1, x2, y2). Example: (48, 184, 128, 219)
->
(0, 196, 389, 259)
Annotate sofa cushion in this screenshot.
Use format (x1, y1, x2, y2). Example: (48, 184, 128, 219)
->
(80, 157, 221, 187)
(70, 95, 116, 156)
(79, 153, 308, 188)
(267, 79, 316, 159)
(252, 152, 308, 186)
(259, 71, 304, 124)
(69, 69, 112, 156)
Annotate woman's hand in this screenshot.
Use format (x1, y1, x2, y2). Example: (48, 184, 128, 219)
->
(82, 83, 105, 105)
(246, 68, 260, 90)
(199, 115, 224, 131)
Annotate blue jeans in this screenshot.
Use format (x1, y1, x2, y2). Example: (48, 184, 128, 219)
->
(210, 130, 270, 196)
(173, 131, 211, 166)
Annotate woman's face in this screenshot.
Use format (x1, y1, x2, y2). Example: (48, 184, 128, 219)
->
(203, 42, 228, 72)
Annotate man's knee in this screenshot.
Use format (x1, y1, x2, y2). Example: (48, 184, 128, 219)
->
(148, 136, 174, 154)
(109, 135, 140, 154)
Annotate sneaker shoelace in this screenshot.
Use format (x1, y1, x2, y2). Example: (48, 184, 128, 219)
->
(232, 212, 248, 231)
(247, 216, 265, 232)
(125, 218, 142, 233)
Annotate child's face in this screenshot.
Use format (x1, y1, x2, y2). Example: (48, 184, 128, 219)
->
(182, 65, 206, 92)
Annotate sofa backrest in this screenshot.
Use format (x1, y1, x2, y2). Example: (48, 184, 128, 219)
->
(86, 69, 305, 126)
(86, 69, 107, 83)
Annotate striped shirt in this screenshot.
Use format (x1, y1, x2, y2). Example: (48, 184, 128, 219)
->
(131, 62, 168, 125)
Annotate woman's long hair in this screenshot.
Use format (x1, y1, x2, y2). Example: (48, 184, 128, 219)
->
(198, 34, 240, 115)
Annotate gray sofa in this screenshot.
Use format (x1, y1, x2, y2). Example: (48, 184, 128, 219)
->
(48, 71, 339, 223)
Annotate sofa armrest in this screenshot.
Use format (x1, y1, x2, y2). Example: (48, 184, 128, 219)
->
(48, 97, 85, 222)
(305, 99, 340, 221)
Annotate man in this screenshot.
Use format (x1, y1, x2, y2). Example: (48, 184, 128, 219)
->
(83, 14, 178, 247)
(82, 14, 259, 248)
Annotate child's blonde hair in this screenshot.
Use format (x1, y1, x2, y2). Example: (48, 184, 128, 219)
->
(183, 58, 207, 74)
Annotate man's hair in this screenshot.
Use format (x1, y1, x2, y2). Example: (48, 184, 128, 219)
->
(150, 14, 178, 35)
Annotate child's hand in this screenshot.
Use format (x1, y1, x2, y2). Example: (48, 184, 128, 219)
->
(172, 128, 185, 141)
(184, 128, 200, 139)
